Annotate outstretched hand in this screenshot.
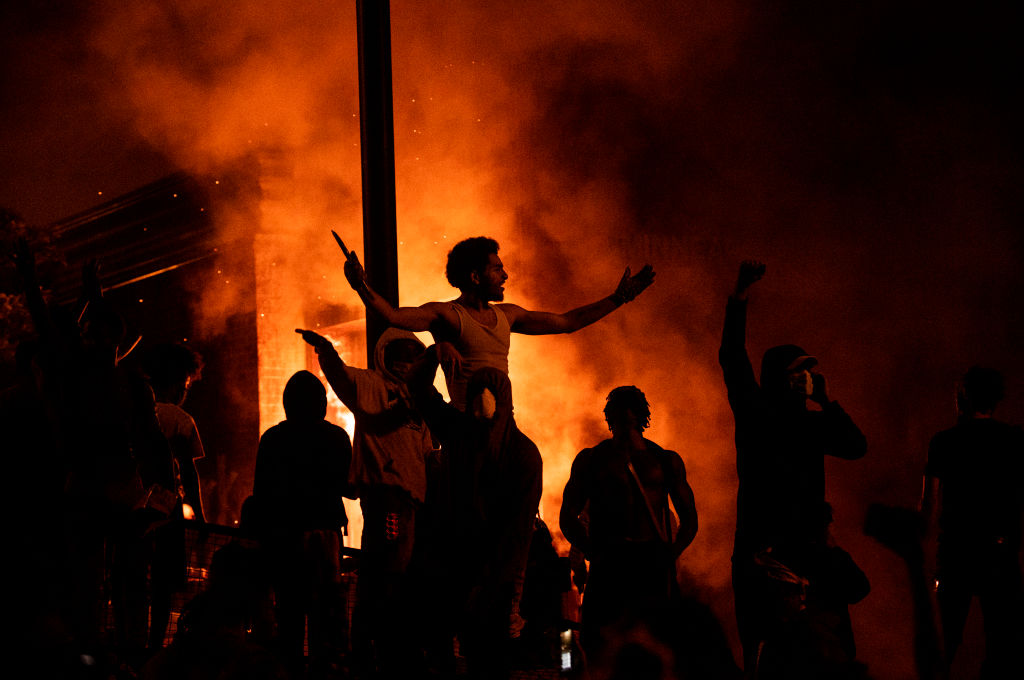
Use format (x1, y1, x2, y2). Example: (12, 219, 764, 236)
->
(295, 328, 334, 352)
(333, 231, 368, 293)
(343, 252, 367, 292)
(613, 264, 655, 304)
(734, 260, 765, 299)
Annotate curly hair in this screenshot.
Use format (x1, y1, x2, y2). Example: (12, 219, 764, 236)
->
(143, 342, 204, 392)
(445, 236, 499, 290)
(604, 385, 651, 431)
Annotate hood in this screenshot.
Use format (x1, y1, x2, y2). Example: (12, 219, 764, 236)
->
(373, 327, 426, 385)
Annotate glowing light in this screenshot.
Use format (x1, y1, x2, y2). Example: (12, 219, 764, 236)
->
(182, 503, 195, 520)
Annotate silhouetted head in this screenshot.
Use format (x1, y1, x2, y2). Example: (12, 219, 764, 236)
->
(760, 344, 817, 402)
(282, 370, 327, 422)
(143, 342, 204, 405)
(958, 365, 1004, 416)
(445, 236, 507, 300)
(374, 329, 426, 383)
(604, 385, 651, 435)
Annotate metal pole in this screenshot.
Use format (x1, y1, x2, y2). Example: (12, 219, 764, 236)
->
(356, 0, 399, 367)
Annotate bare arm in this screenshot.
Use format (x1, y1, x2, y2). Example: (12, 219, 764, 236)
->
(668, 454, 698, 557)
(559, 451, 592, 555)
(296, 328, 359, 407)
(339, 238, 454, 332)
(507, 264, 655, 335)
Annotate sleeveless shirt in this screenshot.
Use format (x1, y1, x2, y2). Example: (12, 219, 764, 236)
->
(447, 303, 511, 409)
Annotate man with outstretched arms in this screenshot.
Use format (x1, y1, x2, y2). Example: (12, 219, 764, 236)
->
(339, 235, 654, 409)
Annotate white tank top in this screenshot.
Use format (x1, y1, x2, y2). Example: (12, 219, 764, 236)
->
(447, 303, 511, 409)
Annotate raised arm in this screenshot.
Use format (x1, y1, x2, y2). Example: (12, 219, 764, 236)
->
(719, 261, 763, 404)
(339, 240, 453, 332)
(506, 264, 655, 335)
(295, 328, 359, 406)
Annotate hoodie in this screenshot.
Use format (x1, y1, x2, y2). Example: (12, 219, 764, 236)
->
(317, 328, 433, 503)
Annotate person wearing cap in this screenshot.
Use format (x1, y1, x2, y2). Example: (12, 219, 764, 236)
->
(719, 260, 867, 672)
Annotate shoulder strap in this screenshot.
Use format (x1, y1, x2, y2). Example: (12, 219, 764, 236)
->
(626, 458, 670, 544)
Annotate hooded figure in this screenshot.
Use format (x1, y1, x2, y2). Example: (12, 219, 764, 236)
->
(297, 326, 435, 677)
(251, 370, 351, 680)
(410, 356, 543, 679)
(309, 327, 433, 503)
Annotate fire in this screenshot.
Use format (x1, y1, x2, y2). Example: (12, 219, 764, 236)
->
(84, 0, 745, 651)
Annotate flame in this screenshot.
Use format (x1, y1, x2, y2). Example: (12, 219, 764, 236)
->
(81, 0, 741, 597)
(76, 4, 1024, 674)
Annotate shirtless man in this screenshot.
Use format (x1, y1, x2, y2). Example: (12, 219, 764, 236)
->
(559, 386, 698, 663)
(339, 235, 655, 408)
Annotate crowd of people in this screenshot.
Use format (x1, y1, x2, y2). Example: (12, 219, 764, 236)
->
(4, 235, 1021, 680)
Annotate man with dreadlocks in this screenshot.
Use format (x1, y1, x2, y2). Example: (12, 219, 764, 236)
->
(560, 386, 698, 667)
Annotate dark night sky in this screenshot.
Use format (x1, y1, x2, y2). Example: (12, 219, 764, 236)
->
(2, 2, 1023, 678)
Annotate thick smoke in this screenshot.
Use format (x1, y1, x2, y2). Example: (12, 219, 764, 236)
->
(3, 1, 1022, 676)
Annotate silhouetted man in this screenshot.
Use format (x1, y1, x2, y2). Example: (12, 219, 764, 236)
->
(252, 370, 352, 680)
(141, 342, 208, 651)
(296, 327, 433, 678)
(559, 386, 698, 669)
(340, 235, 654, 408)
(719, 261, 866, 671)
(13, 242, 174, 666)
(922, 366, 1024, 678)
(144, 342, 207, 522)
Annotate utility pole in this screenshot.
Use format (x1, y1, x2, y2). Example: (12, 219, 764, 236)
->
(356, 0, 399, 366)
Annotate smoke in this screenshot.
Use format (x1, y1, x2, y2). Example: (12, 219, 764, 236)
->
(4, 1, 1021, 676)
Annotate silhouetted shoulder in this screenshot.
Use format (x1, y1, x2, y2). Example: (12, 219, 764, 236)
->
(644, 439, 686, 479)
(321, 419, 352, 441)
